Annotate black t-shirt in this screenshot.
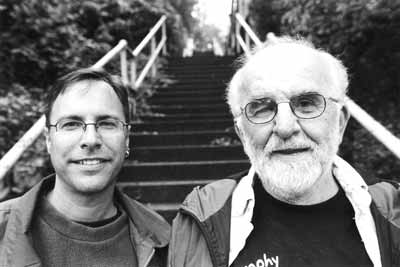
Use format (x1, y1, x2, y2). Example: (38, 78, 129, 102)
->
(231, 177, 373, 267)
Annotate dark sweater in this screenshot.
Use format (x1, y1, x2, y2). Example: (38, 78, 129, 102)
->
(31, 197, 137, 267)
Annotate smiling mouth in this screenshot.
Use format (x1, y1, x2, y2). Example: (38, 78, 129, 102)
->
(272, 147, 310, 155)
(72, 159, 109, 165)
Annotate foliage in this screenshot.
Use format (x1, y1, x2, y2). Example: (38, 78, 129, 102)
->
(247, 0, 400, 180)
(0, 0, 184, 91)
(168, 0, 198, 33)
(0, 85, 49, 198)
(0, 0, 197, 198)
(248, 0, 286, 38)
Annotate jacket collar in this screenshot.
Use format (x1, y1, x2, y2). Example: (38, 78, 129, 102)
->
(116, 190, 170, 267)
(229, 156, 382, 267)
(1, 176, 52, 267)
(229, 166, 255, 264)
(332, 156, 381, 267)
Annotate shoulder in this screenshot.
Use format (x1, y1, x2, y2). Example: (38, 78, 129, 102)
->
(179, 170, 248, 221)
(117, 190, 170, 245)
(182, 178, 238, 222)
(369, 179, 400, 224)
(168, 172, 245, 267)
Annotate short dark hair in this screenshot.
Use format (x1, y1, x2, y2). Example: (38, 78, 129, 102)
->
(45, 68, 130, 125)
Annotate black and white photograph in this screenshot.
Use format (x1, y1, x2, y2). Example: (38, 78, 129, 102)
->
(0, 0, 399, 266)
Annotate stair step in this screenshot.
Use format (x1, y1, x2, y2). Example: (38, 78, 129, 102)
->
(131, 130, 238, 146)
(138, 113, 231, 121)
(149, 96, 224, 105)
(150, 104, 229, 114)
(119, 160, 250, 181)
(162, 69, 233, 76)
(164, 64, 232, 70)
(166, 56, 235, 65)
(131, 128, 238, 146)
(158, 83, 226, 90)
(153, 89, 225, 97)
(132, 118, 233, 132)
(131, 144, 246, 161)
(118, 179, 213, 204)
(164, 73, 232, 80)
(162, 77, 231, 85)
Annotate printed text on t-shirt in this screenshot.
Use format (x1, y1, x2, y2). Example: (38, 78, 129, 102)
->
(238, 252, 279, 267)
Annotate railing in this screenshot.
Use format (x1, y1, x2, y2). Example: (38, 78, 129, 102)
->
(230, 12, 400, 159)
(0, 15, 168, 181)
(231, 13, 261, 55)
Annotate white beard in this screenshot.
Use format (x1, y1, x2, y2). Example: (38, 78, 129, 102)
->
(241, 129, 340, 203)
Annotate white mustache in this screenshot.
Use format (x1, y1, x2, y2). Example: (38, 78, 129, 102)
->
(264, 138, 315, 153)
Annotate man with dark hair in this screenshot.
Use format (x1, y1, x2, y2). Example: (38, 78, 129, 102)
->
(0, 68, 170, 266)
(168, 36, 400, 267)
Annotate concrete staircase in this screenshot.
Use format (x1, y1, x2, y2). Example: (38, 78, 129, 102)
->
(118, 55, 250, 222)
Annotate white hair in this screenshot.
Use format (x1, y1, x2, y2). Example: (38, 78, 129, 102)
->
(226, 35, 349, 117)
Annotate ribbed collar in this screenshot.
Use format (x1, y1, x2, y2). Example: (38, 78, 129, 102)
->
(36, 196, 127, 242)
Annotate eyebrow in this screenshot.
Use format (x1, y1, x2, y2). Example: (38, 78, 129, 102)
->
(55, 115, 122, 122)
(252, 90, 321, 100)
(96, 115, 121, 121)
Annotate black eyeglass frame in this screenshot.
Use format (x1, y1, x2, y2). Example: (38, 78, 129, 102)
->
(48, 118, 130, 132)
(240, 93, 340, 125)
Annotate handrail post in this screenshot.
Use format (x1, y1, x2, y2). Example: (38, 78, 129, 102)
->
(93, 39, 128, 69)
(130, 59, 137, 91)
(151, 38, 157, 77)
(120, 48, 128, 85)
(231, 26, 236, 54)
(245, 32, 250, 48)
(235, 19, 240, 54)
(162, 23, 167, 55)
(232, 14, 237, 55)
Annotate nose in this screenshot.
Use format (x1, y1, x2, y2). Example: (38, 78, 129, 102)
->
(79, 124, 102, 150)
(272, 102, 301, 139)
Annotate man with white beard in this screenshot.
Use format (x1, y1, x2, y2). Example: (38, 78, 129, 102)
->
(168, 36, 400, 267)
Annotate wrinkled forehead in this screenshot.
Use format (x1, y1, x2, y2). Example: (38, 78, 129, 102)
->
(239, 44, 335, 100)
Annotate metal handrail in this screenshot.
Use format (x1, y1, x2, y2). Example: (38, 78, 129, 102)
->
(0, 15, 168, 181)
(132, 16, 167, 57)
(130, 15, 167, 89)
(92, 40, 128, 69)
(230, 12, 400, 160)
(230, 13, 261, 55)
(235, 13, 262, 48)
(345, 97, 400, 159)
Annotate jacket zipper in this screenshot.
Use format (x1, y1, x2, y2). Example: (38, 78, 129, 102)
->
(143, 248, 155, 267)
(180, 208, 221, 267)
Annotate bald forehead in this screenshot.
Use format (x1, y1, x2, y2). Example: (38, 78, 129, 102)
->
(245, 44, 328, 78)
(238, 43, 335, 98)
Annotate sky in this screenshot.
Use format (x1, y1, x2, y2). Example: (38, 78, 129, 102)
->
(192, 0, 232, 37)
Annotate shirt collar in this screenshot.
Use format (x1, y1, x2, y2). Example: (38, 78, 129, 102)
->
(229, 156, 381, 267)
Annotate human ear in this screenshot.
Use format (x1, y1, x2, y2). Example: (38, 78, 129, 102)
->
(125, 125, 131, 149)
(44, 127, 51, 154)
(338, 104, 350, 142)
(234, 119, 245, 143)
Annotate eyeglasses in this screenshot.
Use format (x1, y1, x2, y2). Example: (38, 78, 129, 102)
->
(241, 93, 340, 124)
(48, 118, 129, 136)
